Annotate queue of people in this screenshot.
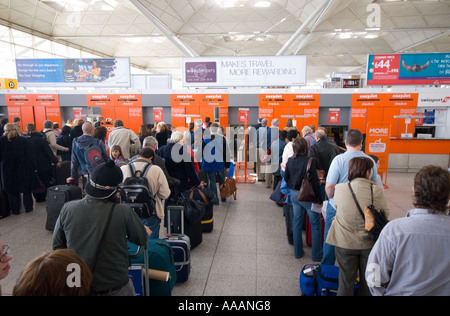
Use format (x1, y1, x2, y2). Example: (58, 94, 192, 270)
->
(263, 119, 449, 296)
(0, 115, 449, 296)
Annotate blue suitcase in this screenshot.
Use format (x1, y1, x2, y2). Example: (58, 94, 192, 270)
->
(164, 204, 191, 283)
(300, 264, 339, 296)
(300, 264, 359, 296)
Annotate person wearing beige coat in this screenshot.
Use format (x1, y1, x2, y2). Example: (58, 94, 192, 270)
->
(121, 148, 171, 239)
(326, 157, 389, 296)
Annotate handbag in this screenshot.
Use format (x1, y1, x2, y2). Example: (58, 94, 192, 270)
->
(261, 148, 271, 163)
(348, 183, 389, 242)
(270, 181, 285, 205)
(297, 158, 318, 203)
(32, 173, 46, 194)
(179, 190, 205, 224)
(220, 177, 237, 200)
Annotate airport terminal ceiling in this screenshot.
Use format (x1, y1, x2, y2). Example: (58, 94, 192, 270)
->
(0, 0, 450, 87)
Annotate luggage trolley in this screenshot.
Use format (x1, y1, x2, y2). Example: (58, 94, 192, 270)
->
(128, 240, 150, 296)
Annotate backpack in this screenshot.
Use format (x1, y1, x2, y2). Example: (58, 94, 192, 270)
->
(120, 160, 156, 219)
(84, 139, 106, 174)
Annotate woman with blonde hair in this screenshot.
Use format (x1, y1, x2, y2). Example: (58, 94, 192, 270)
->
(0, 124, 35, 215)
(13, 249, 92, 296)
(156, 122, 170, 148)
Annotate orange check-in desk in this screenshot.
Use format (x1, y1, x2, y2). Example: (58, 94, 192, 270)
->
(388, 138, 450, 172)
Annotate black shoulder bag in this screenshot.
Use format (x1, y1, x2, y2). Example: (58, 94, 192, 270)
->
(348, 183, 389, 242)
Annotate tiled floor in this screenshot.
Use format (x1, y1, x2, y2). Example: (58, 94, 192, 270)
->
(0, 172, 416, 296)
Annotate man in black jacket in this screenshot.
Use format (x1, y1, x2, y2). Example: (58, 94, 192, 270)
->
(309, 129, 341, 200)
(26, 124, 60, 202)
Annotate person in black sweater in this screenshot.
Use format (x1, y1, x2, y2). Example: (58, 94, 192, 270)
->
(284, 137, 323, 261)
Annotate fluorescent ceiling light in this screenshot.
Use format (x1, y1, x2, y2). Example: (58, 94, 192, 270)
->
(216, 0, 238, 8)
(255, 1, 271, 8)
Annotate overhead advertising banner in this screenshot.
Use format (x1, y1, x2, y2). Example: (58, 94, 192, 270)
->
(367, 53, 450, 85)
(15, 58, 131, 88)
(182, 56, 307, 87)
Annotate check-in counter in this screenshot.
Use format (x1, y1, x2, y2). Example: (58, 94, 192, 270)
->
(389, 138, 450, 173)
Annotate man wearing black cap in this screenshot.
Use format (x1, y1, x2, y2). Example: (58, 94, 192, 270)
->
(52, 161, 150, 296)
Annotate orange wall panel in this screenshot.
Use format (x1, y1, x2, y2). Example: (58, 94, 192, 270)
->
(33, 106, 47, 131)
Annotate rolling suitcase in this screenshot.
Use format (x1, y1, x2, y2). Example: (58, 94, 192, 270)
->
(128, 239, 177, 296)
(305, 213, 325, 247)
(168, 194, 203, 249)
(164, 204, 191, 283)
(128, 241, 150, 296)
(45, 185, 82, 231)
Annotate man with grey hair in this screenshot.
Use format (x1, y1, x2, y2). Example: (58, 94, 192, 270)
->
(309, 129, 340, 199)
(256, 118, 269, 181)
(141, 136, 180, 188)
(43, 120, 69, 156)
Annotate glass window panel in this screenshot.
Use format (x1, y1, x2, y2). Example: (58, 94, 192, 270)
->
(0, 42, 12, 58)
(15, 46, 35, 58)
(36, 50, 54, 59)
(0, 57, 16, 77)
(53, 42, 68, 57)
(67, 46, 81, 58)
(0, 25, 11, 41)
(35, 39, 52, 54)
(11, 29, 33, 47)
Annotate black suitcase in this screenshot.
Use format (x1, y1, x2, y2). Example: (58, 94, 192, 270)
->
(45, 185, 82, 231)
(184, 187, 214, 233)
(168, 200, 203, 249)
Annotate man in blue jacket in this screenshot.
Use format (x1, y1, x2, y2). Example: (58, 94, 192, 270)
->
(67, 121, 110, 189)
(201, 123, 231, 205)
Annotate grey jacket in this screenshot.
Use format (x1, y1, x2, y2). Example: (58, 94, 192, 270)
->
(52, 196, 148, 292)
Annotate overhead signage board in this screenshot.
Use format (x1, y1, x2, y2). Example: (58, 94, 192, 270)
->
(367, 53, 450, 85)
(418, 92, 450, 107)
(15, 58, 131, 88)
(182, 56, 307, 87)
